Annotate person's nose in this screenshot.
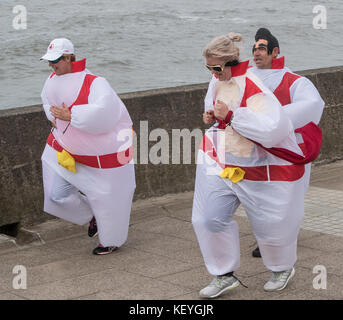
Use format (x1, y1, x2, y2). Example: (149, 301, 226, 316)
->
(211, 69, 220, 76)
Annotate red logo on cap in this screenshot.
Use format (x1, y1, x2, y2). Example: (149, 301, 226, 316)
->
(49, 44, 53, 50)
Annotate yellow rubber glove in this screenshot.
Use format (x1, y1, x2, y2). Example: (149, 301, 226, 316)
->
(56, 150, 76, 173)
(220, 167, 245, 183)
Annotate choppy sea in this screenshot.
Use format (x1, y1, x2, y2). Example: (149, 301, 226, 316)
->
(0, 0, 342, 109)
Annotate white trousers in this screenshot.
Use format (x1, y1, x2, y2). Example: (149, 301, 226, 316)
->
(42, 145, 136, 247)
(192, 152, 305, 275)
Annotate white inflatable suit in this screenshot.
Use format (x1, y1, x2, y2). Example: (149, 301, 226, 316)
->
(192, 60, 308, 275)
(41, 59, 135, 247)
(249, 56, 325, 192)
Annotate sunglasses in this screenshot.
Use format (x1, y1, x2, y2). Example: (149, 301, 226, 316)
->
(205, 59, 239, 72)
(49, 56, 63, 64)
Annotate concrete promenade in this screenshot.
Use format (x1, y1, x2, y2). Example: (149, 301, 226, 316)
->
(0, 161, 342, 300)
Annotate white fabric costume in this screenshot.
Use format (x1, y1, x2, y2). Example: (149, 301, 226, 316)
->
(192, 60, 311, 275)
(41, 59, 135, 247)
(249, 56, 325, 192)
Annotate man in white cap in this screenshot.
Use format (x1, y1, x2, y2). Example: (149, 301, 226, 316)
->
(40, 38, 136, 255)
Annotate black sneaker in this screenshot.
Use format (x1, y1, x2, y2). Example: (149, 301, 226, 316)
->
(88, 217, 98, 238)
(252, 246, 261, 258)
(92, 244, 118, 255)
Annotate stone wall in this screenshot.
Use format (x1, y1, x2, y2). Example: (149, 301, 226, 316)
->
(0, 65, 342, 228)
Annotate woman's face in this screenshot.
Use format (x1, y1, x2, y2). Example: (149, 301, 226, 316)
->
(205, 56, 232, 81)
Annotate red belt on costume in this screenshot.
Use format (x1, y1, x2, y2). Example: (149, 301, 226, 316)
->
(200, 134, 305, 182)
(47, 132, 133, 169)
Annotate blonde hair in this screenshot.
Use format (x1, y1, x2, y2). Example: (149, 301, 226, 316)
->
(202, 32, 243, 61)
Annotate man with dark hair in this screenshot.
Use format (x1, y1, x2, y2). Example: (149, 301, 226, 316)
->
(249, 28, 324, 289)
(253, 27, 280, 68)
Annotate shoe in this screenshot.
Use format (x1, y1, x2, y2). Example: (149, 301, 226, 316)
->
(264, 267, 295, 291)
(92, 244, 118, 255)
(252, 246, 261, 258)
(88, 217, 98, 238)
(199, 273, 239, 298)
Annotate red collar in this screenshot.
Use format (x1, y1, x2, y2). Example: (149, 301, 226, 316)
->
(271, 56, 285, 69)
(231, 60, 249, 77)
(71, 58, 86, 73)
(213, 60, 250, 79)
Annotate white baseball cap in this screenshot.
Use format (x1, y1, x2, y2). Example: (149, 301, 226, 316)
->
(40, 38, 74, 61)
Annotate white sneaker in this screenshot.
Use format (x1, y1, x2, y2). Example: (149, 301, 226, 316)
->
(199, 274, 239, 298)
(264, 268, 295, 291)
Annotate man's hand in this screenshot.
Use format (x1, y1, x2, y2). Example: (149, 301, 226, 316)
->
(50, 103, 71, 121)
(214, 100, 229, 120)
(203, 110, 216, 125)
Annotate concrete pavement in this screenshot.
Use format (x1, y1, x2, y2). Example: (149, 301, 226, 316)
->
(0, 161, 342, 300)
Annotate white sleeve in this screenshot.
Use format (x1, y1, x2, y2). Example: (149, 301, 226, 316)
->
(70, 77, 123, 135)
(204, 76, 216, 112)
(283, 77, 325, 128)
(41, 77, 54, 122)
(232, 92, 294, 148)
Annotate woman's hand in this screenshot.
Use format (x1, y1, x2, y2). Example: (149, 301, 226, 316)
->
(203, 110, 216, 125)
(50, 103, 71, 121)
(214, 100, 229, 120)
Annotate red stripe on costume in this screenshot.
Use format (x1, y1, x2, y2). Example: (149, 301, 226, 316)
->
(273, 72, 301, 106)
(199, 134, 304, 181)
(68, 74, 97, 110)
(252, 122, 322, 165)
(240, 77, 263, 107)
(47, 132, 133, 169)
(268, 164, 304, 181)
(47, 133, 63, 152)
(269, 71, 322, 163)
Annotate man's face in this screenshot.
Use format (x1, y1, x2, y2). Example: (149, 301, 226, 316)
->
(253, 39, 273, 69)
(205, 56, 232, 82)
(48, 56, 72, 75)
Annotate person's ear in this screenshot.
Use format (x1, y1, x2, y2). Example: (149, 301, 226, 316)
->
(272, 47, 279, 58)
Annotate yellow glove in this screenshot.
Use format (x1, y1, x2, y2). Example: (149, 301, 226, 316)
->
(56, 150, 76, 173)
(220, 167, 245, 183)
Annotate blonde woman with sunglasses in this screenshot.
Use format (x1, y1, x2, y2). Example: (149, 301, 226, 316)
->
(192, 33, 309, 298)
